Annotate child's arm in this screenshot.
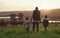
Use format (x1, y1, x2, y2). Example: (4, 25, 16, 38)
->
(48, 20, 49, 26)
(23, 21, 25, 28)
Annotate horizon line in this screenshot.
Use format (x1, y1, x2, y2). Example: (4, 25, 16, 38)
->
(0, 8, 60, 12)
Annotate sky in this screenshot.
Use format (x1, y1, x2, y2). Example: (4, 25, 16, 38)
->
(0, 0, 60, 11)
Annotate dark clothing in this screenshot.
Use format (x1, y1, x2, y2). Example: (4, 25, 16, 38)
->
(32, 10, 40, 31)
(33, 22, 39, 31)
(43, 19, 49, 27)
(32, 10, 40, 21)
(43, 19, 49, 31)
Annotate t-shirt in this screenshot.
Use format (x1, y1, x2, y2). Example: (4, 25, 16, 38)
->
(32, 10, 40, 21)
(24, 20, 30, 28)
(43, 18, 49, 26)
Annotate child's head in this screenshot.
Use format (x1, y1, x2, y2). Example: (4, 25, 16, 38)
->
(26, 17, 29, 20)
(45, 15, 48, 18)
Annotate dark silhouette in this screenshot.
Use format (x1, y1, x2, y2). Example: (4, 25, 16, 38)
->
(43, 15, 49, 31)
(31, 7, 41, 32)
(24, 17, 30, 32)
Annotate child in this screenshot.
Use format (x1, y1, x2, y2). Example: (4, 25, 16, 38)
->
(43, 15, 49, 31)
(24, 17, 30, 32)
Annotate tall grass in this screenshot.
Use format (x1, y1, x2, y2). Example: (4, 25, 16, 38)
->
(0, 23, 60, 38)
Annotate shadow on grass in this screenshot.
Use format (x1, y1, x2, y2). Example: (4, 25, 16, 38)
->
(52, 29, 60, 35)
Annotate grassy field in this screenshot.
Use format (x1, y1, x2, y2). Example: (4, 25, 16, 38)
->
(0, 23, 60, 38)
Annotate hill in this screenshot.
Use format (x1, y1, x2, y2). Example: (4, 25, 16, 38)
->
(0, 9, 60, 19)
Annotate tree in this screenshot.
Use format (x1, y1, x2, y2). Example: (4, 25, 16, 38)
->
(10, 14, 17, 25)
(18, 13, 23, 21)
(18, 13, 24, 25)
(10, 14, 17, 20)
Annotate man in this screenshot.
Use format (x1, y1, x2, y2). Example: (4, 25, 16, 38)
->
(31, 7, 41, 32)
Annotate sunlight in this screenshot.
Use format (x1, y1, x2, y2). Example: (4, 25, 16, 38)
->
(40, 3, 50, 10)
(0, 0, 60, 11)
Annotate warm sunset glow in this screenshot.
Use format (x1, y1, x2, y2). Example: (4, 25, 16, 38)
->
(0, 0, 60, 11)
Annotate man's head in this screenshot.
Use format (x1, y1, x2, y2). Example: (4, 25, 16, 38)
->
(35, 7, 38, 10)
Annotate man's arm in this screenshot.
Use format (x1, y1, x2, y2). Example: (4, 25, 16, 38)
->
(39, 11, 41, 22)
(30, 11, 34, 22)
(30, 14, 33, 22)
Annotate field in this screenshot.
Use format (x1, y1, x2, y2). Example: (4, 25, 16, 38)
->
(0, 23, 60, 38)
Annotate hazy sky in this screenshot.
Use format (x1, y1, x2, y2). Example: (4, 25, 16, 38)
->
(0, 0, 60, 11)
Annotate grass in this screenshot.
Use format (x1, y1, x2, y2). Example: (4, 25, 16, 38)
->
(0, 23, 60, 38)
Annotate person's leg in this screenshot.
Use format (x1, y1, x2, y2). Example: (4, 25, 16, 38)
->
(45, 25, 48, 31)
(44, 25, 47, 31)
(27, 27, 29, 32)
(26, 27, 27, 32)
(26, 27, 29, 32)
(36, 22, 39, 32)
(33, 22, 35, 31)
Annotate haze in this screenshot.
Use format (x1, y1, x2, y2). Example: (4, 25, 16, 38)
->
(0, 0, 60, 11)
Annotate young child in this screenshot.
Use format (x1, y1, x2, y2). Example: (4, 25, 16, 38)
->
(24, 17, 30, 32)
(43, 15, 49, 31)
